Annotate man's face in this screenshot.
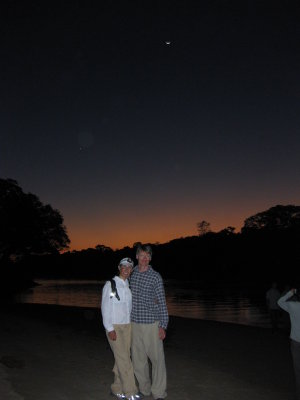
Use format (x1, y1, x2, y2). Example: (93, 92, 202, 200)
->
(137, 251, 151, 267)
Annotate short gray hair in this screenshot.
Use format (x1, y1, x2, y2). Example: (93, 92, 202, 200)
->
(136, 244, 152, 258)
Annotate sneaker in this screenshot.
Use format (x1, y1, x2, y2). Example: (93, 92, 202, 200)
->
(126, 394, 144, 400)
(135, 393, 145, 399)
(110, 392, 126, 399)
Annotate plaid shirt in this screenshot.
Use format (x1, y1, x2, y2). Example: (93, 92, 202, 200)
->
(130, 265, 169, 329)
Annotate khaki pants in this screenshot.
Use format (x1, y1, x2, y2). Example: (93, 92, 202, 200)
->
(107, 323, 137, 397)
(131, 322, 167, 399)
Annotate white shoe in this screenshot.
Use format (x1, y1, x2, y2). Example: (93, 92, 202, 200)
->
(111, 392, 126, 399)
(126, 395, 145, 400)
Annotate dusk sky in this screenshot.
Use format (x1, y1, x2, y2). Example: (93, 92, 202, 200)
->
(1, 2, 300, 250)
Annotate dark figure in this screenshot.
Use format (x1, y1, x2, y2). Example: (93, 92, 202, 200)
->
(266, 282, 281, 332)
(278, 289, 300, 400)
(281, 284, 292, 334)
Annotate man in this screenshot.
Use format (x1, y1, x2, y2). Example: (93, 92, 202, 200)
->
(130, 244, 168, 400)
(278, 288, 300, 400)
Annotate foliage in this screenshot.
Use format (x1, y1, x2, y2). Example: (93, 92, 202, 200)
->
(218, 226, 236, 235)
(95, 244, 113, 253)
(0, 178, 70, 262)
(242, 205, 300, 232)
(9, 202, 300, 286)
(197, 220, 211, 236)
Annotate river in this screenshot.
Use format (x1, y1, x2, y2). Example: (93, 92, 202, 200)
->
(15, 279, 276, 328)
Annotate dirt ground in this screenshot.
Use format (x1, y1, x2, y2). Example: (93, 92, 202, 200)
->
(0, 304, 296, 400)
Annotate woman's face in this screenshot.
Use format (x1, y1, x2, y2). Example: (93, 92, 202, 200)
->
(119, 265, 133, 280)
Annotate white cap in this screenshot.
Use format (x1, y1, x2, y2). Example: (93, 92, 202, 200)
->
(118, 257, 134, 268)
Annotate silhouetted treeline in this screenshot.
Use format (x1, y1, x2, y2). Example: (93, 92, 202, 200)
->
(1, 180, 300, 292)
(14, 228, 300, 287)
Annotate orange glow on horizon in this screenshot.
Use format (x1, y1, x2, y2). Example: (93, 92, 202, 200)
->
(64, 199, 297, 251)
(66, 213, 246, 251)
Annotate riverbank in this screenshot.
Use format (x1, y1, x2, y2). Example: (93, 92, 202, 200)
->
(0, 303, 295, 399)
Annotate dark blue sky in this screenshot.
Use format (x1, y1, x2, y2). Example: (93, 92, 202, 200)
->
(1, 1, 300, 249)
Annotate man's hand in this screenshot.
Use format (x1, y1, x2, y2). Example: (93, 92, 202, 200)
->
(108, 330, 117, 341)
(158, 327, 166, 340)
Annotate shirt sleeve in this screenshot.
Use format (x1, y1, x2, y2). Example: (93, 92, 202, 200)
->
(154, 276, 169, 330)
(277, 290, 294, 312)
(101, 281, 114, 332)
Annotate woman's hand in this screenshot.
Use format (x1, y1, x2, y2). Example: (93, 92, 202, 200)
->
(108, 330, 117, 341)
(158, 327, 166, 340)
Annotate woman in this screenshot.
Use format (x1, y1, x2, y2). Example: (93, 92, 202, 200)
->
(101, 257, 140, 400)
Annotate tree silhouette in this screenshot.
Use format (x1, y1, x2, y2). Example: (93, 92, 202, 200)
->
(218, 226, 236, 235)
(197, 220, 211, 236)
(242, 205, 300, 232)
(95, 244, 113, 253)
(0, 178, 70, 262)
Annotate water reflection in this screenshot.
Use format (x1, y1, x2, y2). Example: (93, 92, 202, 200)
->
(164, 284, 269, 327)
(16, 279, 270, 328)
(16, 280, 103, 309)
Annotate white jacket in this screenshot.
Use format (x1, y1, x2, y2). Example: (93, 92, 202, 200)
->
(278, 290, 300, 342)
(101, 276, 132, 332)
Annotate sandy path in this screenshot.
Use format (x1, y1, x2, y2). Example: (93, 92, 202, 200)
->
(0, 304, 295, 400)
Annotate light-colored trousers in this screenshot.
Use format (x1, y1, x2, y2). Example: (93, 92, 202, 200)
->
(107, 323, 137, 397)
(131, 321, 167, 399)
